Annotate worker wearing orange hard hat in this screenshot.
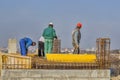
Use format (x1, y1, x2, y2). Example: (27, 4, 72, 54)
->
(72, 22, 82, 54)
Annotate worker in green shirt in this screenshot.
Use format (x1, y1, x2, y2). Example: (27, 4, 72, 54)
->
(42, 22, 57, 56)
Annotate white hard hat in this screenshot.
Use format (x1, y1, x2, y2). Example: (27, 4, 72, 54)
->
(49, 22, 53, 25)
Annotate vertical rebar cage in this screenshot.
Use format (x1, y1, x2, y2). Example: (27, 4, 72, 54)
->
(52, 39, 61, 53)
(96, 38, 110, 69)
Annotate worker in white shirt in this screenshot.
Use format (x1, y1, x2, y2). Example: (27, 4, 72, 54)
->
(38, 36, 45, 57)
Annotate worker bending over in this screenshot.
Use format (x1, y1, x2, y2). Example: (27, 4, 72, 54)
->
(19, 37, 36, 56)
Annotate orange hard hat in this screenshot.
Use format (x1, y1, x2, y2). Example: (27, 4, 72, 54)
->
(76, 22, 82, 28)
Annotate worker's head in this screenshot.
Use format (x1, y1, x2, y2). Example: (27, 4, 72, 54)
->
(76, 22, 82, 29)
(32, 42, 36, 46)
(48, 22, 53, 27)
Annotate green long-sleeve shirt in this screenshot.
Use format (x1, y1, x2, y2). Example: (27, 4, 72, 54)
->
(42, 26, 57, 39)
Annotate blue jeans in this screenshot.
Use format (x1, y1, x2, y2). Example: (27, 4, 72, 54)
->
(19, 39, 27, 56)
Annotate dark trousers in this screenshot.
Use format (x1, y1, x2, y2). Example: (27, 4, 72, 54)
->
(72, 42, 80, 54)
(38, 41, 45, 57)
(73, 47, 80, 54)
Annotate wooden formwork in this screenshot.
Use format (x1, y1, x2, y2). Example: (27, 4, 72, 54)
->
(0, 53, 31, 69)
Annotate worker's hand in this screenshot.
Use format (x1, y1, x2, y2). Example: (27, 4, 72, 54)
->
(75, 44, 79, 48)
(26, 49, 28, 52)
(54, 36, 57, 39)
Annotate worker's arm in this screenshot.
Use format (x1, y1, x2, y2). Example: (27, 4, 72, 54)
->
(77, 33, 81, 44)
(42, 29, 45, 38)
(53, 29, 57, 39)
(26, 39, 33, 48)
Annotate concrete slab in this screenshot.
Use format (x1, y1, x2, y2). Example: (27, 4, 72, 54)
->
(1, 69, 110, 80)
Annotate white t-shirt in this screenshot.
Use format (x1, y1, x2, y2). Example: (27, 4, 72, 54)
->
(39, 36, 45, 42)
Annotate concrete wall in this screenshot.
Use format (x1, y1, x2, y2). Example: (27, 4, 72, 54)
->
(8, 38, 17, 53)
(1, 69, 110, 80)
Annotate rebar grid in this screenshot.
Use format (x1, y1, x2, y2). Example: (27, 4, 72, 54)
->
(96, 38, 110, 69)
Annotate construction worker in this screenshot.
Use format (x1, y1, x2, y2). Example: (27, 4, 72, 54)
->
(19, 37, 36, 56)
(42, 22, 57, 55)
(72, 22, 82, 54)
(38, 36, 45, 57)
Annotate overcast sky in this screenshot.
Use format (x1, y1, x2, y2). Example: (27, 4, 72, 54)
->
(0, 0, 120, 50)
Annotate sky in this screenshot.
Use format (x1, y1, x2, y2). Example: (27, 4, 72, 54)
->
(0, 0, 120, 50)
